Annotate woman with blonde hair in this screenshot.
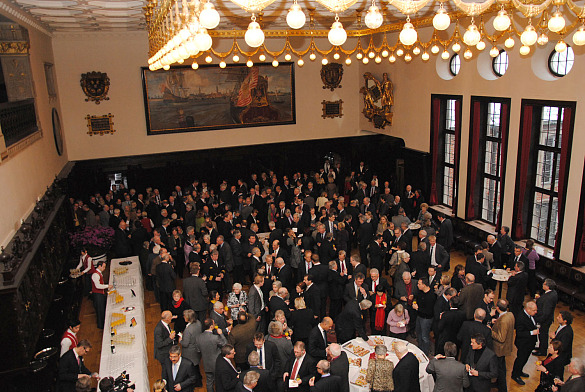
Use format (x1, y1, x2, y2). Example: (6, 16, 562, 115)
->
(377, 215, 389, 235)
(288, 297, 314, 344)
(153, 379, 167, 392)
(435, 274, 452, 297)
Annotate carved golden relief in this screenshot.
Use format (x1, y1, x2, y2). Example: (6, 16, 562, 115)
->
(0, 42, 29, 54)
(360, 72, 393, 129)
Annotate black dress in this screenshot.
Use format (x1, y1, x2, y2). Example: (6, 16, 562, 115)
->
(289, 307, 315, 344)
(536, 355, 564, 392)
(171, 298, 191, 333)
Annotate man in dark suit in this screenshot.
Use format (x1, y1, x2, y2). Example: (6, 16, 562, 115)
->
(534, 278, 559, 355)
(343, 273, 367, 303)
(211, 301, 232, 335)
(436, 213, 454, 251)
(310, 257, 330, 318)
(327, 344, 350, 392)
(432, 287, 456, 352)
(215, 344, 240, 392)
(427, 235, 450, 272)
(487, 234, 503, 269)
(464, 334, 498, 392)
(349, 255, 367, 278)
(204, 250, 226, 297)
(183, 262, 209, 324)
(335, 251, 352, 278)
(457, 308, 493, 364)
(245, 333, 281, 381)
(269, 287, 291, 320)
(230, 230, 245, 284)
(241, 351, 273, 392)
(274, 257, 294, 294)
(156, 254, 176, 311)
(436, 297, 467, 355)
(368, 234, 387, 272)
(114, 220, 133, 257)
(154, 311, 176, 367)
(511, 301, 539, 385)
(303, 274, 321, 318)
(506, 259, 529, 316)
(308, 317, 333, 360)
(550, 310, 573, 366)
(162, 345, 198, 392)
(327, 260, 348, 320)
(283, 341, 316, 392)
(466, 248, 489, 288)
(318, 233, 337, 265)
(237, 371, 261, 392)
(410, 243, 430, 279)
(271, 239, 289, 265)
(459, 274, 485, 320)
(308, 360, 341, 392)
(392, 340, 421, 392)
(58, 340, 95, 392)
(335, 299, 373, 344)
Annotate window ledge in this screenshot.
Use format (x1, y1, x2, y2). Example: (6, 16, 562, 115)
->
(0, 129, 42, 164)
(514, 239, 555, 260)
(429, 205, 453, 217)
(466, 220, 496, 233)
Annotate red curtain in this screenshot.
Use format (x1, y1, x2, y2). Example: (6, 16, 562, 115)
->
(496, 103, 509, 230)
(454, 100, 462, 211)
(429, 97, 441, 205)
(554, 107, 573, 256)
(466, 101, 482, 220)
(576, 158, 585, 266)
(514, 106, 533, 239)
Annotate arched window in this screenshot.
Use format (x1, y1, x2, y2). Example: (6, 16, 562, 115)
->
(492, 50, 509, 77)
(548, 46, 574, 77)
(449, 54, 461, 76)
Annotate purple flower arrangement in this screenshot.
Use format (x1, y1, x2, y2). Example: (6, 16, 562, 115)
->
(70, 226, 115, 255)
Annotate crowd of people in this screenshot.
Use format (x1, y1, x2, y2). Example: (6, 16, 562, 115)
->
(63, 161, 583, 392)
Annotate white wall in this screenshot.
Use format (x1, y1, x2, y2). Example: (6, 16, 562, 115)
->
(0, 5, 68, 246)
(51, 33, 368, 162)
(359, 25, 585, 264)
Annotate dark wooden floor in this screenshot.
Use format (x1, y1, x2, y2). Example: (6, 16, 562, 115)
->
(78, 249, 585, 391)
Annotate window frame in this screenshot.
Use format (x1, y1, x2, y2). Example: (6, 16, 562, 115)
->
(449, 54, 461, 76)
(548, 46, 575, 77)
(492, 49, 508, 77)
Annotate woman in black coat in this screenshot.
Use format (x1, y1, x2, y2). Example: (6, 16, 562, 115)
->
(170, 289, 191, 334)
(535, 340, 565, 392)
(288, 297, 315, 345)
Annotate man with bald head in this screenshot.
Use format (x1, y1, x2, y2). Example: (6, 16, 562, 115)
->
(511, 301, 539, 385)
(308, 360, 341, 392)
(308, 317, 333, 360)
(457, 307, 493, 365)
(459, 273, 485, 320)
(327, 343, 349, 392)
(154, 311, 176, 367)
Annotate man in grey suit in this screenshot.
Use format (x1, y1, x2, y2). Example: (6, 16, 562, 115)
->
(154, 311, 176, 367)
(180, 309, 203, 387)
(196, 318, 227, 392)
(248, 274, 267, 331)
(183, 262, 209, 324)
(426, 341, 469, 392)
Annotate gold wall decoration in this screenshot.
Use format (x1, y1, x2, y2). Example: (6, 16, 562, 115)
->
(85, 113, 115, 136)
(360, 72, 393, 129)
(0, 42, 29, 55)
(320, 63, 343, 91)
(321, 100, 343, 119)
(80, 71, 110, 104)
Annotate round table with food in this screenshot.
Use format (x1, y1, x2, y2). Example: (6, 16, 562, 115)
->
(491, 268, 511, 298)
(342, 335, 434, 392)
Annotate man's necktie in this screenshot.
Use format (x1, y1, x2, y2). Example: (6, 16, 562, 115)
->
(291, 359, 300, 379)
(173, 362, 178, 380)
(341, 261, 345, 274)
(259, 348, 263, 366)
(323, 330, 328, 346)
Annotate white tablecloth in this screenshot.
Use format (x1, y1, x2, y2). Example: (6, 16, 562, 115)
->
(99, 256, 149, 392)
(342, 336, 434, 392)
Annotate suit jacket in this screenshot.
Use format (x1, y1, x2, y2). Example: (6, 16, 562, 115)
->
(343, 281, 366, 303)
(457, 321, 493, 363)
(308, 325, 328, 360)
(558, 375, 585, 392)
(183, 275, 209, 312)
(459, 283, 485, 320)
(289, 308, 316, 341)
(211, 310, 229, 335)
(310, 375, 341, 392)
(275, 264, 295, 293)
(464, 348, 498, 392)
(284, 354, 316, 392)
(196, 330, 227, 373)
(465, 257, 489, 288)
(269, 295, 291, 320)
(230, 237, 244, 267)
(328, 269, 348, 300)
(310, 264, 329, 298)
(553, 324, 573, 366)
(506, 271, 528, 307)
(352, 263, 367, 278)
(215, 356, 240, 392)
(58, 350, 91, 392)
(248, 285, 265, 318)
(491, 312, 515, 357)
(335, 258, 353, 276)
(304, 284, 321, 314)
(364, 277, 391, 299)
(437, 219, 454, 249)
(488, 241, 503, 268)
(410, 250, 430, 278)
(335, 300, 368, 341)
(154, 321, 174, 363)
(161, 357, 198, 391)
(241, 366, 274, 392)
(181, 320, 203, 365)
(245, 340, 281, 378)
(329, 352, 350, 392)
(368, 241, 386, 270)
(436, 308, 467, 354)
(535, 290, 558, 326)
(228, 315, 258, 364)
(426, 357, 469, 392)
(393, 352, 421, 392)
(427, 243, 450, 270)
(514, 309, 538, 349)
(393, 278, 420, 303)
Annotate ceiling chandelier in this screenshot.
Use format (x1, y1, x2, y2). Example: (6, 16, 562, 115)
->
(146, 0, 585, 71)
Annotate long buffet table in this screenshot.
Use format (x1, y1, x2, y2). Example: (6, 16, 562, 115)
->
(342, 335, 434, 392)
(99, 256, 149, 391)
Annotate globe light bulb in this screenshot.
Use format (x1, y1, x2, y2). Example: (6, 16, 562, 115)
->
(232, 54, 240, 62)
(185, 39, 199, 56)
(452, 42, 461, 52)
(272, 59, 279, 67)
(519, 45, 530, 55)
(259, 53, 266, 61)
(555, 40, 567, 53)
(476, 40, 486, 51)
(399, 22, 418, 46)
(463, 48, 473, 59)
(284, 53, 292, 61)
(356, 52, 363, 59)
(368, 51, 375, 58)
(537, 33, 549, 46)
(381, 49, 389, 57)
(433, 8, 450, 31)
(163, 64, 170, 70)
(375, 56, 382, 63)
(573, 26, 585, 46)
(286, 3, 306, 29)
(309, 52, 316, 61)
(463, 24, 481, 47)
(431, 44, 440, 54)
(365, 5, 383, 29)
(389, 54, 396, 63)
(219, 60, 226, 68)
(441, 50, 450, 60)
(345, 57, 352, 65)
(177, 58, 184, 64)
(396, 48, 404, 56)
(245, 21, 265, 48)
(194, 29, 212, 52)
(205, 55, 213, 63)
(247, 59, 253, 67)
(199, 2, 220, 30)
(333, 52, 340, 60)
(404, 53, 412, 62)
(521, 24, 538, 46)
(493, 9, 511, 31)
(413, 46, 421, 55)
(322, 58, 328, 65)
(297, 58, 304, 66)
(490, 46, 499, 57)
(548, 11, 565, 33)
(362, 57, 369, 64)
(328, 21, 347, 46)
(192, 61, 199, 69)
(504, 37, 515, 48)
(422, 51, 430, 61)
